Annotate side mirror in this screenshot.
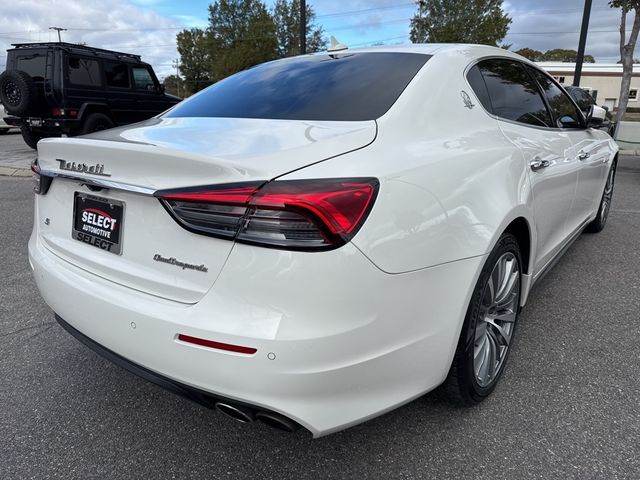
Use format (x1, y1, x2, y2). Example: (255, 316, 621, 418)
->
(586, 105, 606, 127)
(157, 83, 166, 94)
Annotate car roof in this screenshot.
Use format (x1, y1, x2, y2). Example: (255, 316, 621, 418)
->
(322, 43, 528, 62)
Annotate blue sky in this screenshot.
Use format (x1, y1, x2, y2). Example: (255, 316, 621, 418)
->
(0, 0, 635, 78)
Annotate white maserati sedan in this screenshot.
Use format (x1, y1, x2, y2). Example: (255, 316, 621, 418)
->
(29, 44, 618, 437)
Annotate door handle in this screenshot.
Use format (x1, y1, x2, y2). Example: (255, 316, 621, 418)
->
(578, 151, 590, 160)
(529, 158, 550, 171)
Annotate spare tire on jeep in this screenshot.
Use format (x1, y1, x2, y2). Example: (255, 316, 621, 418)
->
(0, 70, 37, 117)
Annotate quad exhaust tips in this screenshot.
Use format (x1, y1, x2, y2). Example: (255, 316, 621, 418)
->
(255, 411, 299, 433)
(214, 401, 299, 433)
(215, 402, 254, 423)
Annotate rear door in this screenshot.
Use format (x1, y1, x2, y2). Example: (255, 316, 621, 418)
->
(103, 61, 138, 125)
(65, 56, 105, 112)
(526, 67, 610, 231)
(470, 58, 578, 272)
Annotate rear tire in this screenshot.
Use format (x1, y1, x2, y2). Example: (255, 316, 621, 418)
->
(443, 233, 522, 405)
(81, 113, 114, 135)
(0, 128, 9, 135)
(0, 70, 37, 116)
(585, 160, 617, 233)
(21, 126, 43, 150)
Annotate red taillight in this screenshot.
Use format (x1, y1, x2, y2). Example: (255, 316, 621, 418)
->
(31, 159, 52, 194)
(157, 178, 379, 250)
(177, 334, 257, 355)
(51, 108, 64, 117)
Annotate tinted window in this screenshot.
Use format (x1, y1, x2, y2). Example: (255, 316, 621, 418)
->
(132, 67, 155, 91)
(467, 65, 492, 111)
(166, 53, 430, 121)
(67, 57, 101, 87)
(476, 59, 552, 128)
(527, 67, 583, 128)
(16, 55, 46, 80)
(104, 62, 130, 89)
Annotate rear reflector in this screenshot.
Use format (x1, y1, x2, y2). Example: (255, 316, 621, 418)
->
(157, 178, 379, 251)
(177, 334, 257, 355)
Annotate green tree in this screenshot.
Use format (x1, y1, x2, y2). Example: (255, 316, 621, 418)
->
(161, 74, 185, 97)
(176, 28, 212, 93)
(515, 47, 543, 61)
(273, 0, 326, 57)
(541, 48, 595, 63)
(610, 0, 640, 127)
(208, 0, 278, 81)
(410, 0, 511, 46)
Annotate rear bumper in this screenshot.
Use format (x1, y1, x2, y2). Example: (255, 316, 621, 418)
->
(54, 313, 297, 425)
(29, 226, 484, 437)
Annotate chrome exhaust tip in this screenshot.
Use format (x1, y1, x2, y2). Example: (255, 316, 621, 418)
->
(215, 402, 255, 423)
(255, 411, 299, 433)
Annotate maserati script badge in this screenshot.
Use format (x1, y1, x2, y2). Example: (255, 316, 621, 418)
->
(57, 159, 111, 177)
(153, 254, 209, 273)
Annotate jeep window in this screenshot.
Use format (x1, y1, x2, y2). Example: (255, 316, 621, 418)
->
(67, 57, 101, 87)
(16, 54, 46, 81)
(165, 52, 431, 121)
(132, 67, 155, 91)
(104, 62, 131, 89)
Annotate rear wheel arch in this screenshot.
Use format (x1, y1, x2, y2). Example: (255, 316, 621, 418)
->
(504, 217, 532, 275)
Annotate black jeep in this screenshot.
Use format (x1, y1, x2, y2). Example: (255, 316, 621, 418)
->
(0, 42, 181, 149)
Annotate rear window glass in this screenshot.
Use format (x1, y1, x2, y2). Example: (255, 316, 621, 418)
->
(68, 57, 101, 87)
(16, 55, 46, 81)
(166, 53, 430, 121)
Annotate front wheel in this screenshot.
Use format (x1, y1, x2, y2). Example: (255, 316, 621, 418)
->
(585, 160, 617, 233)
(443, 233, 522, 404)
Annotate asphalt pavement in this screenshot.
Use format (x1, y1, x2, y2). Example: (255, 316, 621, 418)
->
(1, 154, 639, 479)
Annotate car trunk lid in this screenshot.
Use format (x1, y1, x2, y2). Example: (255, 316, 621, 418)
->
(35, 117, 376, 303)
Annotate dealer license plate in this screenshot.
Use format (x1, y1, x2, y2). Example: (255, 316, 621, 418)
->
(72, 192, 124, 255)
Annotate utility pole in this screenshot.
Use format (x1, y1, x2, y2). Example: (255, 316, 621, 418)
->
(172, 58, 181, 97)
(300, 0, 307, 54)
(573, 0, 592, 87)
(49, 26, 67, 43)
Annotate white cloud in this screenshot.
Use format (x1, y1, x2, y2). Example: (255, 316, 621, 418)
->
(0, 0, 182, 78)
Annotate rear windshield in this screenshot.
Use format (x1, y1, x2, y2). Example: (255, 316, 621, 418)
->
(165, 52, 430, 121)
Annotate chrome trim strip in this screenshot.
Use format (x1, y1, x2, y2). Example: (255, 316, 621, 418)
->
(39, 168, 155, 195)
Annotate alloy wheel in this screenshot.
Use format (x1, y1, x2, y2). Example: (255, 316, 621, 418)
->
(473, 252, 520, 387)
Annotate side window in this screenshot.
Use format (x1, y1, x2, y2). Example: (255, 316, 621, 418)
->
(104, 62, 131, 89)
(527, 67, 583, 128)
(475, 59, 552, 128)
(132, 67, 155, 91)
(67, 57, 101, 87)
(466, 65, 492, 112)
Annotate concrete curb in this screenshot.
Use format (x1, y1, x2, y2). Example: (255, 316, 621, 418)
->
(0, 166, 31, 177)
(619, 149, 640, 156)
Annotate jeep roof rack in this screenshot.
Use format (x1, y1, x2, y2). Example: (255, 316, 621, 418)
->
(10, 42, 143, 62)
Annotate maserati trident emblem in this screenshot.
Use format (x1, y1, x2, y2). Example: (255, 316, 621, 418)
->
(56, 159, 111, 177)
(460, 90, 475, 109)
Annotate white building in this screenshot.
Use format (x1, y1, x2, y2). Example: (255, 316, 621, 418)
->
(536, 62, 640, 110)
